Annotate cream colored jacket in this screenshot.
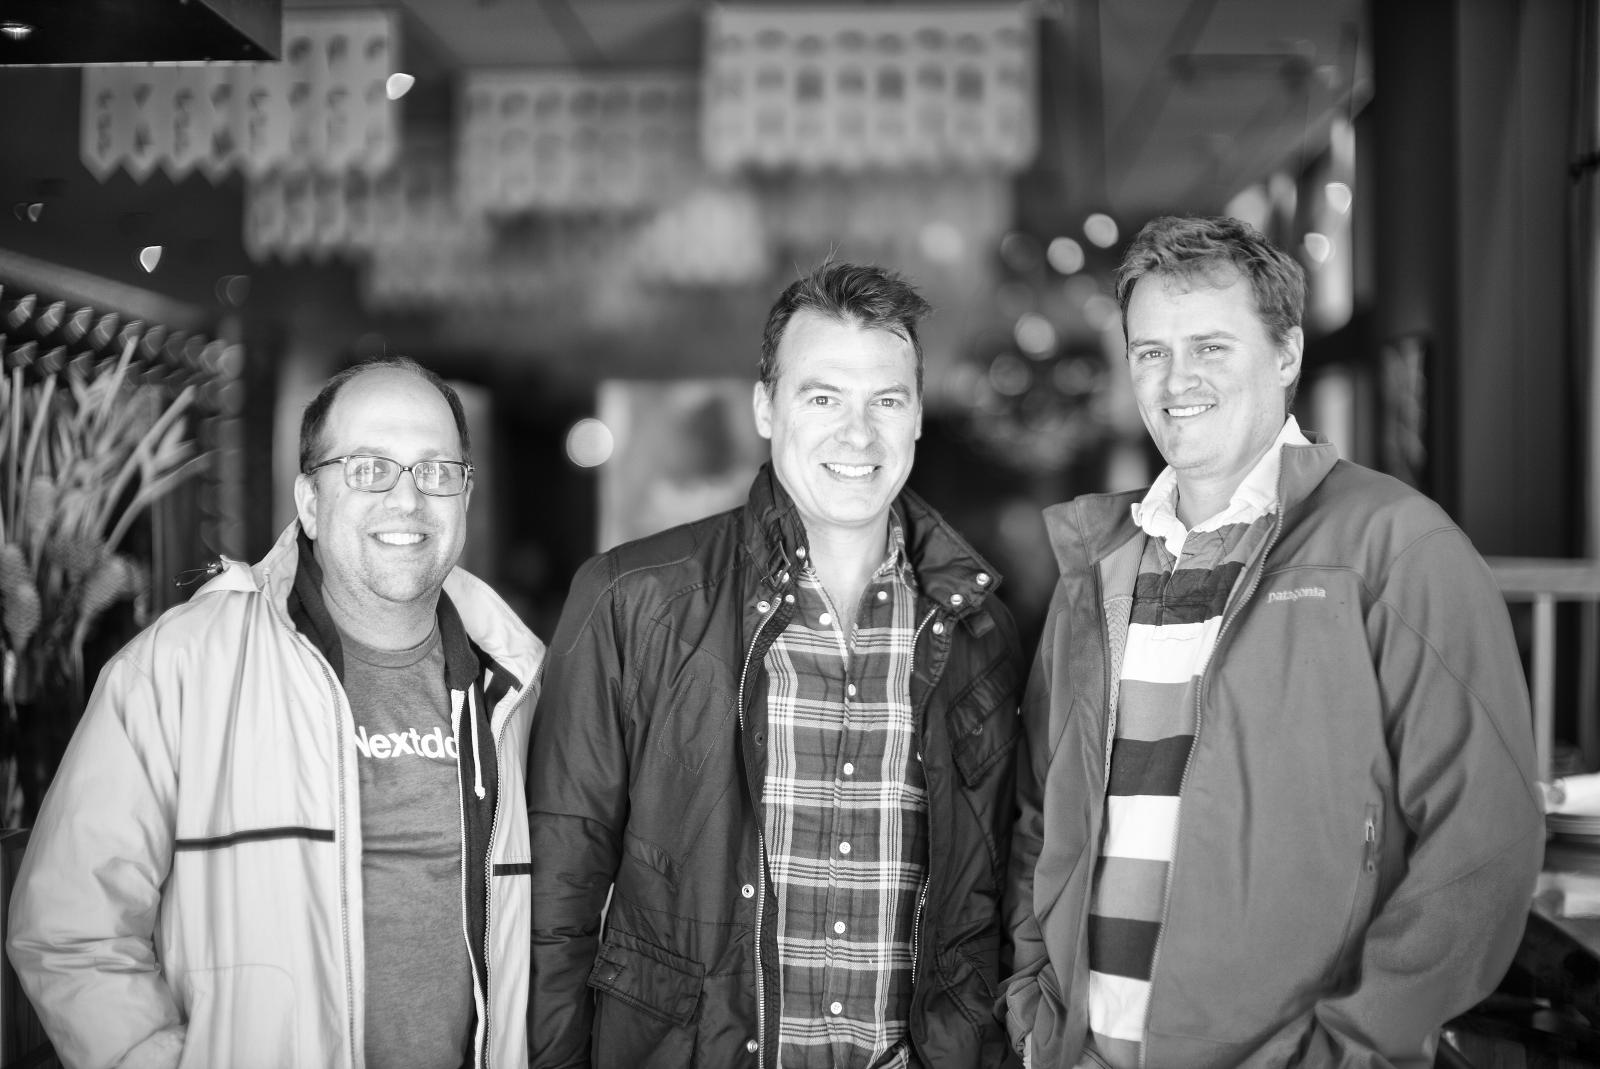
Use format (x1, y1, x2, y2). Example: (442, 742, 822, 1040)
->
(7, 523, 543, 1069)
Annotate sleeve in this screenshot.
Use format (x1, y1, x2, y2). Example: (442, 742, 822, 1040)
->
(1257, 526, 1545, 1069)
(6, 651, 187, 1069)
(526, 553, 631, 1068)
(1000, 591, 1065, 1058)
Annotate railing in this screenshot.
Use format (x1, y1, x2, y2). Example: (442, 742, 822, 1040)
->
(1486, 557, 1600, 782)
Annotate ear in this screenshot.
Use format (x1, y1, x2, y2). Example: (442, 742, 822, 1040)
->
(293, 472, 319, 538)
(752, 381, 774, 441)
(914, 396, 923, 441)
(1278, 326, 1304, 386)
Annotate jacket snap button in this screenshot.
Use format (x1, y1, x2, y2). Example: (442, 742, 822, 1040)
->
(976, 572, 990, 586)
(971, 722, 984, 736)
(932, 622, 945, 635)
(949, 593, 964, 607)
(746, 1039, 759, 1053)
(757, 600, 771, 613)
(754, 731, 766, 746)
(741, 883, 755, 898)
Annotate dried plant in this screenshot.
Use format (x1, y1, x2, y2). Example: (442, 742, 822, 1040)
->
(1, 338, 207, 725)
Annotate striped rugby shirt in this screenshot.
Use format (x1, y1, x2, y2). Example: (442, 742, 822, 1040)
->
(762, 517, 927, 1069)
(1086, 417, 1308, 1069)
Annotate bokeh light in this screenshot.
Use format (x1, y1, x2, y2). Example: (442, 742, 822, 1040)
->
(1083, 213, 1119, 249)
(566, 418, 615, 468)
(1046, 236, 1085, 275)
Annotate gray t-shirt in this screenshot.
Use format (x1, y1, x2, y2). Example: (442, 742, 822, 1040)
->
(341, 624, 474, 1069)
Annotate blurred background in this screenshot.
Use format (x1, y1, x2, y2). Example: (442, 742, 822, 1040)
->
(0, 0, 1596, 773)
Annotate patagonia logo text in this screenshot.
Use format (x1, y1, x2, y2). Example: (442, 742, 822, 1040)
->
(1267, 587, 1327, 603)
(352, 725, 458, 761)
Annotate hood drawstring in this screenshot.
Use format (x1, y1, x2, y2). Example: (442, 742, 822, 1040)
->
(468, 685, 486, 800)
(451, 688, 487, 801)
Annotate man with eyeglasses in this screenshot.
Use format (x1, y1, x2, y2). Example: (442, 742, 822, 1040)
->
(9, 357, 544, 1069)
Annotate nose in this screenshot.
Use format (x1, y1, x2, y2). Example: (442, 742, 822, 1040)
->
(1164, 350, 1202, 396)
(833, 403, 875, 449)
(383, 468, 425, 510)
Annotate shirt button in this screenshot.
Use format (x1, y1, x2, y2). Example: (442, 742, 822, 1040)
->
(819, 612, 832, 625)
(746, 1039, 758, 1053)
(839, 841, 851, 855)
(842, 762, 855, 775)
(830, 1001, 844, 1015)
(877, 590, 889, 601)
(834, 920, 847, 934)
(846, 683, 856, 697)
(741, 883, 755, 898)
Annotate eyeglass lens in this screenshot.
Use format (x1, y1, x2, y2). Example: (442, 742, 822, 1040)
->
(345, 456, 468, 496)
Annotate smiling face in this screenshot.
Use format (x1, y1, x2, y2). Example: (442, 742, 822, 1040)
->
(753, 309, 922, 546)
(1125, 269, 1302, 520)
(293, 367, 470, 642)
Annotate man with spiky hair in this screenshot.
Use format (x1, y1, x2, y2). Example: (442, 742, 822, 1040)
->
(530, 262, 1024, 1068)
(9, 357, 543, 1069)
(1003, 216, 1542, 1069)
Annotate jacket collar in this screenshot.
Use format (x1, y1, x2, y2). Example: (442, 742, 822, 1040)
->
(738, 462, 1004, 619)
(206, 521, 539, 697)
(1044, 431, 1341, 573)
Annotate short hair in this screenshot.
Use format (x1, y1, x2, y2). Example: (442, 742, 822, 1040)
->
(759, 262, 932, 394)
(1115, 215, 1305, 409)
(298, 356, 472, 472)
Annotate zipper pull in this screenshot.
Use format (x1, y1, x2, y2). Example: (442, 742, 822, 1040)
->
(173, 558, 224, 587)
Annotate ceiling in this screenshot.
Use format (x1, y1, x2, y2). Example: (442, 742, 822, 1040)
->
(285, 0, 1369, 221)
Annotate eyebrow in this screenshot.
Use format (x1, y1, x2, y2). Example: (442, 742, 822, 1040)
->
(1127, 330, 1241, 349)
(343, 447, 454, 460)
(794, 378, 913, 397)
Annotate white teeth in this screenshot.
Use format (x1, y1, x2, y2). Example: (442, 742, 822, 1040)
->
(375, 532, 424, 546)
(825, 463, 875, 478)
(1168, 405, 1211, 417)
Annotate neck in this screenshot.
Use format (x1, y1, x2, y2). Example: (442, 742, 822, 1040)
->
(1173, 436, 1284, 528)
(1173, 481, 1231, 529)
(805, 521, 891, 629)
(320, 583, 440, 652)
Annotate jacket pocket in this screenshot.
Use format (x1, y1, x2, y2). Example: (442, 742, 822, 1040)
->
(177, 964, 297, 1069)
(947, 659, 1021, 788)
(1325, 803, 1383, 985)
(588, 936, 705, 1065)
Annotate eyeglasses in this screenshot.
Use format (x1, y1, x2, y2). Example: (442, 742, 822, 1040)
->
(305, 454, 473, 497)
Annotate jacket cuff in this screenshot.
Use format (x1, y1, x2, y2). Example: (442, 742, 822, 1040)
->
(119, 1026, 185, 1069)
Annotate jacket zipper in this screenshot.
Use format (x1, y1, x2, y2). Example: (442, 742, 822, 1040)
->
(1137, 505, 1287, 1069)
(1092, 564, 1115, 785)
(453, 689, 488, 1068)
(907, 606, 939, 986)
(737, 597, 782, 1068)
(481, 684, 510, 1069)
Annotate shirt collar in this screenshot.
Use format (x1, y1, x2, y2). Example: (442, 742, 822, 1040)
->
(1132, 415, 1311, 547)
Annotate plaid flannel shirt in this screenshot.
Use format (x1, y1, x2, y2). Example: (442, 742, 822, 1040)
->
(762, 519, 927, 1069)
